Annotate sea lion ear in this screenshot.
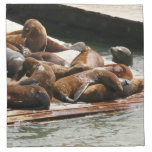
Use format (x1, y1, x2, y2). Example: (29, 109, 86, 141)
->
(74, 82, 90, 101)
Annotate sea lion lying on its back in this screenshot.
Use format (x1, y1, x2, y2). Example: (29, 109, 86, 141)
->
(79, 78, 144, 102)
(7, 48, 25, 78)
(54, 69, 123, 103)
(70, 46, 104, 68)
(7, 83, 50, 109)
(110, 46, 133, 66)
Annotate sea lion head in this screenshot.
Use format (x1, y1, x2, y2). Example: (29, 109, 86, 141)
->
(23, 57, 40, 77)
(110, 46, 133, 66)
(22, 19, 46, 39)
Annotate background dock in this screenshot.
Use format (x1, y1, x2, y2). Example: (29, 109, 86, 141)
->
(6, 4, 143, 50)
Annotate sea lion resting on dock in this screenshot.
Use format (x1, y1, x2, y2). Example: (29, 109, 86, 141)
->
(6, 19, 47, 52)
(79, 78, 144, 102)
(70, 46, 104, 68)
(110, 46, 133, 66)
(6, 19, 67, 53)
(40, 61, 92, 80)
(54, 69, 123, 103)
(7, 19, 86, 53)
(15, 57, 56, 99)
(7, 48, 25, 78)
(7, 83, 50, 109)
(25, 51, 70, 67)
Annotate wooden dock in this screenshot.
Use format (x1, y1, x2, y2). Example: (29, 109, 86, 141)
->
(7, 92, 144, 126)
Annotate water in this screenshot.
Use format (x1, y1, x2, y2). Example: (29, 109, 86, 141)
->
(7, 39, 144, 147)
(7, 107, 144, 147)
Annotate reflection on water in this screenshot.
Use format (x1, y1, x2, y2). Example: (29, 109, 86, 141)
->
(7, 39, 144, 147)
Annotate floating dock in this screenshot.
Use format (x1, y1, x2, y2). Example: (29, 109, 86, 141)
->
(7, 92, 144, 126)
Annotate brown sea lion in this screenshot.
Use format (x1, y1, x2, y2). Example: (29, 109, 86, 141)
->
(6, 19, 47, 53)
(54, 69, 123, 103)
(110, 46, 133, 66)
(79, 78, 144, 102)
(25, 51, 70, 67)
(40, 61, 92, 80)
(15, 57, 56, 99)
(7, 83, 50, 109)
(95, 64, 133, 80)
(7, 21, 86, 53)
(70, 46, 104, 67)
(22, 19, 47, 52)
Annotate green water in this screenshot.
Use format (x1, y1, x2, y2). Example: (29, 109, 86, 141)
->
(7, 39, 144, 147)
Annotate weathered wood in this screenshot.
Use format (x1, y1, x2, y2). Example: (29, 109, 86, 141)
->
(7, 92, 144, 126)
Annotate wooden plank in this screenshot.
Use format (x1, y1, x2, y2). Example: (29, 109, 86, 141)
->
(7, 92, 143, 116)
(7, 92, 144, 125)
(7, 104, 129, 125)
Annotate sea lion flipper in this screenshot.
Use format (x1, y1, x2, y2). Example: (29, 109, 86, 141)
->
(74, 82, 90, 101)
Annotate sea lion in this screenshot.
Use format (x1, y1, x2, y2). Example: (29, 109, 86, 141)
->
(22, 19, 47, 52)
(40, 61, 92, 80)
(6, 19, 47, 53)
(7, 21, 86, 52)
(70, 46, 104, 67)
(54, 69, 123, 103)
(25, 51, 70, 67)
(7, 48, 25, 78)
(110, 46, 133, 66)
(79, 78, 144, 102)
(7, 83, 50, 109)
(95, 64, 133, 80)
(15, 57, 56, 99)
